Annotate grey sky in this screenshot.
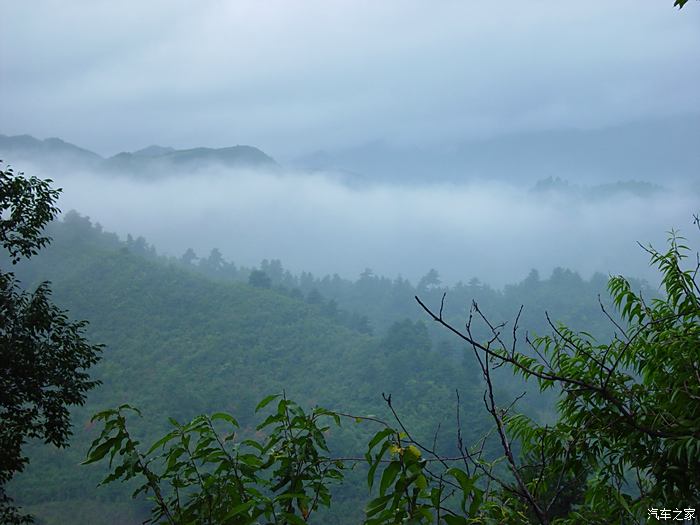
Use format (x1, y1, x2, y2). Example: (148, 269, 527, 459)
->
(2, 1, 699, 158)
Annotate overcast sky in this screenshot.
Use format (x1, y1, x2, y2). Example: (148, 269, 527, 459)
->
(2, 1, 699, 158)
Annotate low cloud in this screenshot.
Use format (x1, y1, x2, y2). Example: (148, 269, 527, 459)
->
(45, 165, 698, 287)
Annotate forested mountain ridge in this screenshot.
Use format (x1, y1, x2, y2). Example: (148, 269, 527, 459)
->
(176, 245, 641, 343)
(292, 114, 700, 185)
(4, 113, 699, 185)
(0, 135, 102, 168)
(0, 134, 277, 177)
(7, 213, 483, 524)
(6, 212, 654, 524)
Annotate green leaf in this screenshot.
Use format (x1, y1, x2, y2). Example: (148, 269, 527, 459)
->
(223, 500, 255, 520)
(83, 437, 119, 465)
(447, 467, 474, 496)
(365, 494, 392, 517)
(444, 515, 469, 525)
(255, 393, 281, 412)
(210, 412, 239, 427)
(367, 428, 394, 453)
(280, 512, 307, 525)
(146, 430, 178, 455)
(367, 457, 380, 490)
(430, 486, 441, 508)
(379, 460, 401, 496)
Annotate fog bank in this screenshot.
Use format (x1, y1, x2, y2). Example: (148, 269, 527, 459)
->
(44, 166, 698, 287)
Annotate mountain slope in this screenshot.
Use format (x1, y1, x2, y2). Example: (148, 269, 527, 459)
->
(0, 134, 102, 169)
(7, 214, 480, 524)
(0, 135, 278, 177)
(293, 114, 700, 184)
(102, 145, 278, 174)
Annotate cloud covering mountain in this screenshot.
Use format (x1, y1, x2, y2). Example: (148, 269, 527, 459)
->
(2, 132, 696, 289)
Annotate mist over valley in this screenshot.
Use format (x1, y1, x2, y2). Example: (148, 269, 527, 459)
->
(2, 2, 699, 524)
(2, 126, 696, 288)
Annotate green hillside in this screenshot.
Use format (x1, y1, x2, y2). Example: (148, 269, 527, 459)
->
(6, 211, 655, 524)
(7, 214, 485, 524)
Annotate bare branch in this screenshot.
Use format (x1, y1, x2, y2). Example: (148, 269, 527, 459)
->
(598, 293, 629, 341)
(415, 295, 685, 439)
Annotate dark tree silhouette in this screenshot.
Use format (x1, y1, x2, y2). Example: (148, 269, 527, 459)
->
(0, 163, 102, 524)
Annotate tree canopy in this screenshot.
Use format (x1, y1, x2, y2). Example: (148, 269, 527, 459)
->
(0, 164, 102, 524)
(84, 224, 700, 523)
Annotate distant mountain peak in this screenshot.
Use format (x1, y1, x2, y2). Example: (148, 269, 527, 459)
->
(0, 134, 103, 170)
(0, 133, 278, 176)
(104, 144, 278, 173)
(132, 145, 176, 158)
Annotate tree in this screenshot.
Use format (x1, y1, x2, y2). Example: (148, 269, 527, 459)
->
(0, 164, 102, 524)
(84, 395, 344, 525)
(417, 269, 442, 292)
(85, 225, 699, 523)
(306, 288, 323, 305)
(248, 269, 271, 289)
(199, 248, 225, 278)
(416, 223, 700, 523)
(180, 248, 198, 266)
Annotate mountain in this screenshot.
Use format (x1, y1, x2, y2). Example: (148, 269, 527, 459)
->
(0, 134, 102, 170)
(3, 207, 656, 524)
(0, 135, 278, 176)
(131, 145, 176, 157)
(292, 114, 700, 185)
(4, 114, 698, 184)
(6, 213, 481, 524)
(102, 145, 278, 174)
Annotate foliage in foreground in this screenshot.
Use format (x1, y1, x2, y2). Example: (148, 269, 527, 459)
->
(84, 395, 344, 524)
(87, 227, 700, 523)
(416, 227, 700, 524)
(0, 164, 102, 524)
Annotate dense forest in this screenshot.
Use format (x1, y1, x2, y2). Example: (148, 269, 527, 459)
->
(6, 207, 688, 524)
(2, 3, 699, 524)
